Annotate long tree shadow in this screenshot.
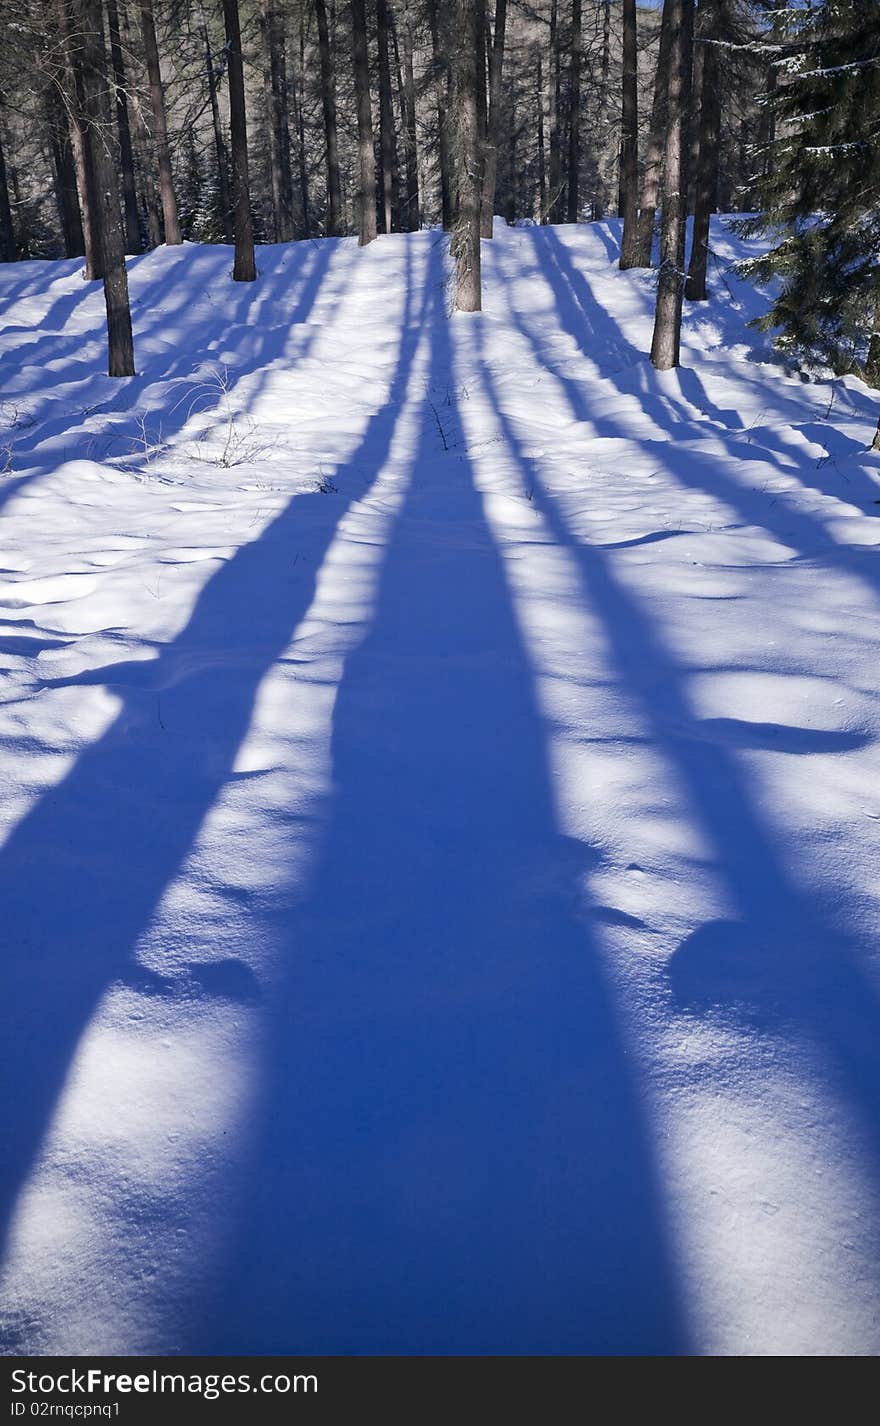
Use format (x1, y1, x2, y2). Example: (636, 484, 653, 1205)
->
(0, 240, 422, 1262)
(522, 229, 880, 518)
(474, 312, 880, 1203)
(500, 239, 880, 605)
(199, 251, 687, 1356)
(0, 239, 351, 518)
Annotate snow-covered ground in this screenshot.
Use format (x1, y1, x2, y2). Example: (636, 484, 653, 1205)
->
(1, 219, 879, 1356)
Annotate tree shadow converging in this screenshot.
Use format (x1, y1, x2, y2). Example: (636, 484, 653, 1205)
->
(201, 248, 687, 1356)
(475, 304, 880, 1210)
(0, 239, 354, 517)
(0, 241, 420, 1266)
(500, 237, 880, 606)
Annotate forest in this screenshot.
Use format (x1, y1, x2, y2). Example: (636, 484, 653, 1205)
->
(0, 0, 879, 1368)
(2, 0, 876, 397)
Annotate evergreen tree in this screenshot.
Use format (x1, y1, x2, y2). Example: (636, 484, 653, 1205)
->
(742, 1, 880, 386)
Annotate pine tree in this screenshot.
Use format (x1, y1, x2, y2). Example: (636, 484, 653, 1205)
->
(742, 1, 880, 389)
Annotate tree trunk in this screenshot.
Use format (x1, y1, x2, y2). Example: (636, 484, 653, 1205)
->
(72, 0, 135, 375)
(685, 33, 720, 301)
(139, 0, 181, 244)
(687, 28, 705, 214)
(395, 0, 420, 231)
(451, 0, 482, 311)
(634, 0, 674, 267)
(548, 0, 562, 222)
(427, 0, 452, 229)
(537, 47, 546, 223)
(201, 18, 233, 243)
(351, 0, 377, 245)
(650, 0, 695, 370)
(566, 0, 581, 224)
(480, 0, 507, 238)
(57, 0, 101, 277)
(619, 0, 639, 266)
(106, 0, 141, 253)
(222, 0, 256, 278)
(260, 0, 295, 242)
(44, 78, 85, 257)
(292, 15, 311, 236)
(376, 0, 399, 233)
(0, 122, 15, 262)
(592, 0, 610, 218)
(315, 0, 342, 235)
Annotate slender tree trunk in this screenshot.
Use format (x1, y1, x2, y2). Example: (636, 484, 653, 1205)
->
(106, 0, 140, 252)
(428, 0, 452, 229)
(315, 0, 342, 235)
(396, 0, 420, 231)
(537, 47, 546, 223)
(260, 0, 294, 242)
(685, 34, 720, 301)
(73, 0, 135, 374)
(634, 0, 674, 267)
(592, 0, 610, 218)
(292, 15, 311, 236)
(351, 0, 377, 245)
(619, 0, 639, 266)
(687, 29, 704, 213)
(650, 0, 695, 370)
(200, 18, 233, 242)
(57, 0, 101, 277)
(451, 0, 482, 311)
(376, 0, 399, 233)
(0, 122, 15, 262)
(566, 0, 581, 223)
(548, 0, 561, 221)
(139, 0, 180, 244)
(480, 0, 507, 237)
(222, 0, 256, 279)
(44, 76, 85, 257)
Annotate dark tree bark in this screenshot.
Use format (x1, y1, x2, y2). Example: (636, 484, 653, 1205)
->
(480, 0, 507, 238)
(566, 0, 582, 224)
(451, 0, 482, 311)
(56, 0, 101, 277)
(201, 19, 233, 243)
(351, 0, 377, 245)
(314, 0, 342, 235)
(592, 0, 610, 218)
(222, 0, 256, 278)
(687, 27, 705, 213)
(139, 0, 180, 244)
(259, 0, 294, 242)
(292, 15, 311, 236)
(72, 0, 135, 374)
(634, 0, 674, 267)
(685, 33, 720, 301)
(43, 68, 85, 257)
(537, 47, 546, 223)
(548, 0, 562, 222)
(0, 121, 15, 262)
(650, 0, 695, 370)
(619, 0, 639, 266)
(428, 0, 452, 230)
(106, 0, 140, 253)
(395, 0, 420, 231)
(376, 0, 399, 233)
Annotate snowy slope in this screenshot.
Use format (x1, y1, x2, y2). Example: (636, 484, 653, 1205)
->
(1, 220, 879, 1355)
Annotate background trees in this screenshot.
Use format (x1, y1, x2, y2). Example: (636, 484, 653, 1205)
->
(0, 1, 775, 264)
(1, 1, 872, 398)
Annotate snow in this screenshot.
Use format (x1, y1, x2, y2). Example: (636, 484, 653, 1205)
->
(1, 218, 879, 1356)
